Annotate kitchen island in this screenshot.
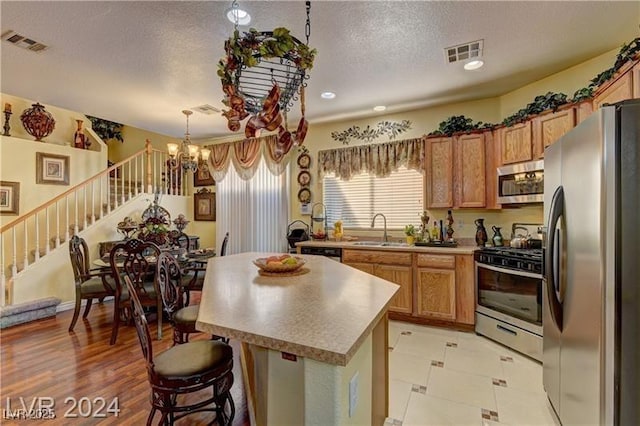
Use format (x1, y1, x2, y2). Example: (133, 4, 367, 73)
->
(196, 252, 399, 425)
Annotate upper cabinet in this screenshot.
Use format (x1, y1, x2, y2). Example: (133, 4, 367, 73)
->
(532, 107, 576, 159)
(426, 132, 491, 209)
(425, 137, 454, 208)
(455, 133, 486, 208)
(498, 121, 532, 165)
(632, 61, 640, 99)
(594, 71, 633, 110)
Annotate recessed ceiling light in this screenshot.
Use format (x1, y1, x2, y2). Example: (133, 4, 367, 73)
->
(464, 60, 484, 71)
(321, 92, 336, 99)
(226, 7, 251, 25)
(373, 105, 386, 112)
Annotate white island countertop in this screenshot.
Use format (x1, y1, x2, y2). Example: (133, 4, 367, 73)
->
(196, 252, 399, 366)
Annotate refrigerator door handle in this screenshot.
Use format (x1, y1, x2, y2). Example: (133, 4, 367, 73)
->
(545, 186, 565, 330)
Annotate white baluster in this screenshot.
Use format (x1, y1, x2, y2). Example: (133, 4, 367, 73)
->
(35, 212, 40, 261)
(46, 207, 50, 255)
(91, 179, 96, 224)
(128, 158, 132, 201)
(100, 175, 105, 219)
(121, 163, 125, 205)
(11, 227, 17, 277)
(65, 196, 70, 242)
(74, 191, 79, 235)
(55, 201, 60, 248)
(135, 155, 139, 196)
(23, 221, 29, 270)
(83, 186, 88, 230)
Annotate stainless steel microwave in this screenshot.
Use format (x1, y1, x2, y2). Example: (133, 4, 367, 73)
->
(497, 160, 544, 204)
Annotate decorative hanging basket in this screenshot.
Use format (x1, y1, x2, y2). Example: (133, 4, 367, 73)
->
(218, 4, 316, 152)
(20, 103, 56, 141)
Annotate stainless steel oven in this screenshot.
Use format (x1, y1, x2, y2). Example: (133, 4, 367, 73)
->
(475, 247, 543, 361)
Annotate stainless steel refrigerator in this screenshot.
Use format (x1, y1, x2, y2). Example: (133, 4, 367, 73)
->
(543, 99, 639, 425)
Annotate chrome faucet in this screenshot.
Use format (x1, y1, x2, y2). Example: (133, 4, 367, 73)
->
(371, 213, 388, 242)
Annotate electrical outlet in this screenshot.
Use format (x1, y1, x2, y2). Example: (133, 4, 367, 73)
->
(349, 371, 359, 417)
(458, 219, 465, 229)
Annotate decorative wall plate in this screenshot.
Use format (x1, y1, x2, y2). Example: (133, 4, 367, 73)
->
(297, 188, 311, 203)
(297, 170, 311, 186)
(297, 153, 311, 169)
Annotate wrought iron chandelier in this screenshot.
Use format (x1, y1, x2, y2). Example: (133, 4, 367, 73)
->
(218, 0, 316, 151)
(167, 110, 210, 173)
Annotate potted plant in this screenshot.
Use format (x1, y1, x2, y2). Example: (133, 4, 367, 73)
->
(139, 217, 169, 246)
(404, 224, 416, 245)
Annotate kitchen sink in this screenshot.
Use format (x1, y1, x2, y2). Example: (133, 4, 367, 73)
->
(352, 241, 383, 246)
(351, 241, 409, 247)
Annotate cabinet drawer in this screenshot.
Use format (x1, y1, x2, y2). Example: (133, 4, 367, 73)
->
(342, 250, 412, 266)
(416, 253, 455, 269)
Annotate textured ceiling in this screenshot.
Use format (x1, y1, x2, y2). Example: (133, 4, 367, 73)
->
(1, 1, 638, 139)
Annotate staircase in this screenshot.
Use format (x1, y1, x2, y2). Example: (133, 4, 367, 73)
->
(0, 141, 187, 306)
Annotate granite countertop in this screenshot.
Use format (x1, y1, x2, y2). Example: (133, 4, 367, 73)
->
(195, 252, 399, 366)
(296, 239, 479, 255)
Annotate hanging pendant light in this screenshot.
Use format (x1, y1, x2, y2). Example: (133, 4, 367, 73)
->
(167, 110, 210, 173)
(218, 1, 316, 152)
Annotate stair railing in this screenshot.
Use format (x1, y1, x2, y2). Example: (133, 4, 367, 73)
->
(0, 140, 187, 304)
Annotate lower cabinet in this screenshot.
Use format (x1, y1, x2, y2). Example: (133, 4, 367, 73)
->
(373, 264, 413, 314)
(343, 249, 475, 326)
(343, 250, 413, 314)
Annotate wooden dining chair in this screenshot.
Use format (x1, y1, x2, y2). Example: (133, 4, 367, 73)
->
(156, 252, 229, 345)
(220, 232, 229, 257)
(68, 235, 116, 332)
(156, 252, 202, 345)
(124, 275, 235, 425)
(181, 232, 229, 305)
(109, 238, 161, 345)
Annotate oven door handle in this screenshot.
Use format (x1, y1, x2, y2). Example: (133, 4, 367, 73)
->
(476, 262, 542, 279)
(545, 186, 565, 330)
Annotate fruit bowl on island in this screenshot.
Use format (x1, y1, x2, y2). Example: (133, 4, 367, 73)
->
(253, 254, 306, 273)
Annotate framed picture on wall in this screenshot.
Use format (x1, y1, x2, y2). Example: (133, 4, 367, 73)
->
(194, 188, 215, 221)
(36, 153, 70, 185)
(0, 181, 20, 215)
(193, 162, 215, 187)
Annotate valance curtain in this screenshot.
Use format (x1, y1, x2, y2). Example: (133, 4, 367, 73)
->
(205, 134, 293, 182)
(317, 137, 425, 180)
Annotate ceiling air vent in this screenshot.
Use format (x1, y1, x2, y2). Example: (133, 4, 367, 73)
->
(192, 104, 221, 115)
(444, 39, 483, 64)
(1, 30, 49, 53)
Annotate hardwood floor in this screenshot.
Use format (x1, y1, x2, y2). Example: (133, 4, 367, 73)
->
(0, 300, 250, 425)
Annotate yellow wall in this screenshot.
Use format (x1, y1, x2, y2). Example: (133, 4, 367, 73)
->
(499, 47, 619, 117)
(0, 93, 103, 150)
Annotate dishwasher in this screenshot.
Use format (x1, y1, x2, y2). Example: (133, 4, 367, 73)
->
(299, 246, 342, 262)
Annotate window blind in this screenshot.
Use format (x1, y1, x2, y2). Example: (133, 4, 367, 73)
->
(322, 166, 423, 229)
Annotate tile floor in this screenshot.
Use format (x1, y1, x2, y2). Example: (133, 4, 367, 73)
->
(384, 321, 560, 426)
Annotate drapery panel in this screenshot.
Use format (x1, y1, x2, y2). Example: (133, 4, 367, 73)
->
(216, 159, 290, 254)
(317, 137, 425, 180)
(206, 134, 292, 181)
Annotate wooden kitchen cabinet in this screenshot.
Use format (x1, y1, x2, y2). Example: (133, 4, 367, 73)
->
(498, 121, 533, 165)
(342, 250, 413, 314)
(532, 107, 576, 159)
(576, 100, 594, 124)
(454, 133, 486, 208)
(594, 69, 633, 110)
(632, 61, 640, 98)
(414, 253, 475, 324)
(415, 254, 456, 321)
(426, 132, 489, 209)
(425, 137, 454, 208)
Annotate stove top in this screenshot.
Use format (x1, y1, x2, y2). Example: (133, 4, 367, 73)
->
(475, 246, 543, 275)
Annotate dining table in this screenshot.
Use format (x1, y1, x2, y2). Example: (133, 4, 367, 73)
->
(195, 252, 399, 425)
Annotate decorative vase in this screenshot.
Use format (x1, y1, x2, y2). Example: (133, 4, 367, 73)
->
(20, 103, 56, 141)
(406, 235, 415, 245)
(491, 226, 504, 247)
(475, 218, 488, 247)
(73, 119, 90, 149)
